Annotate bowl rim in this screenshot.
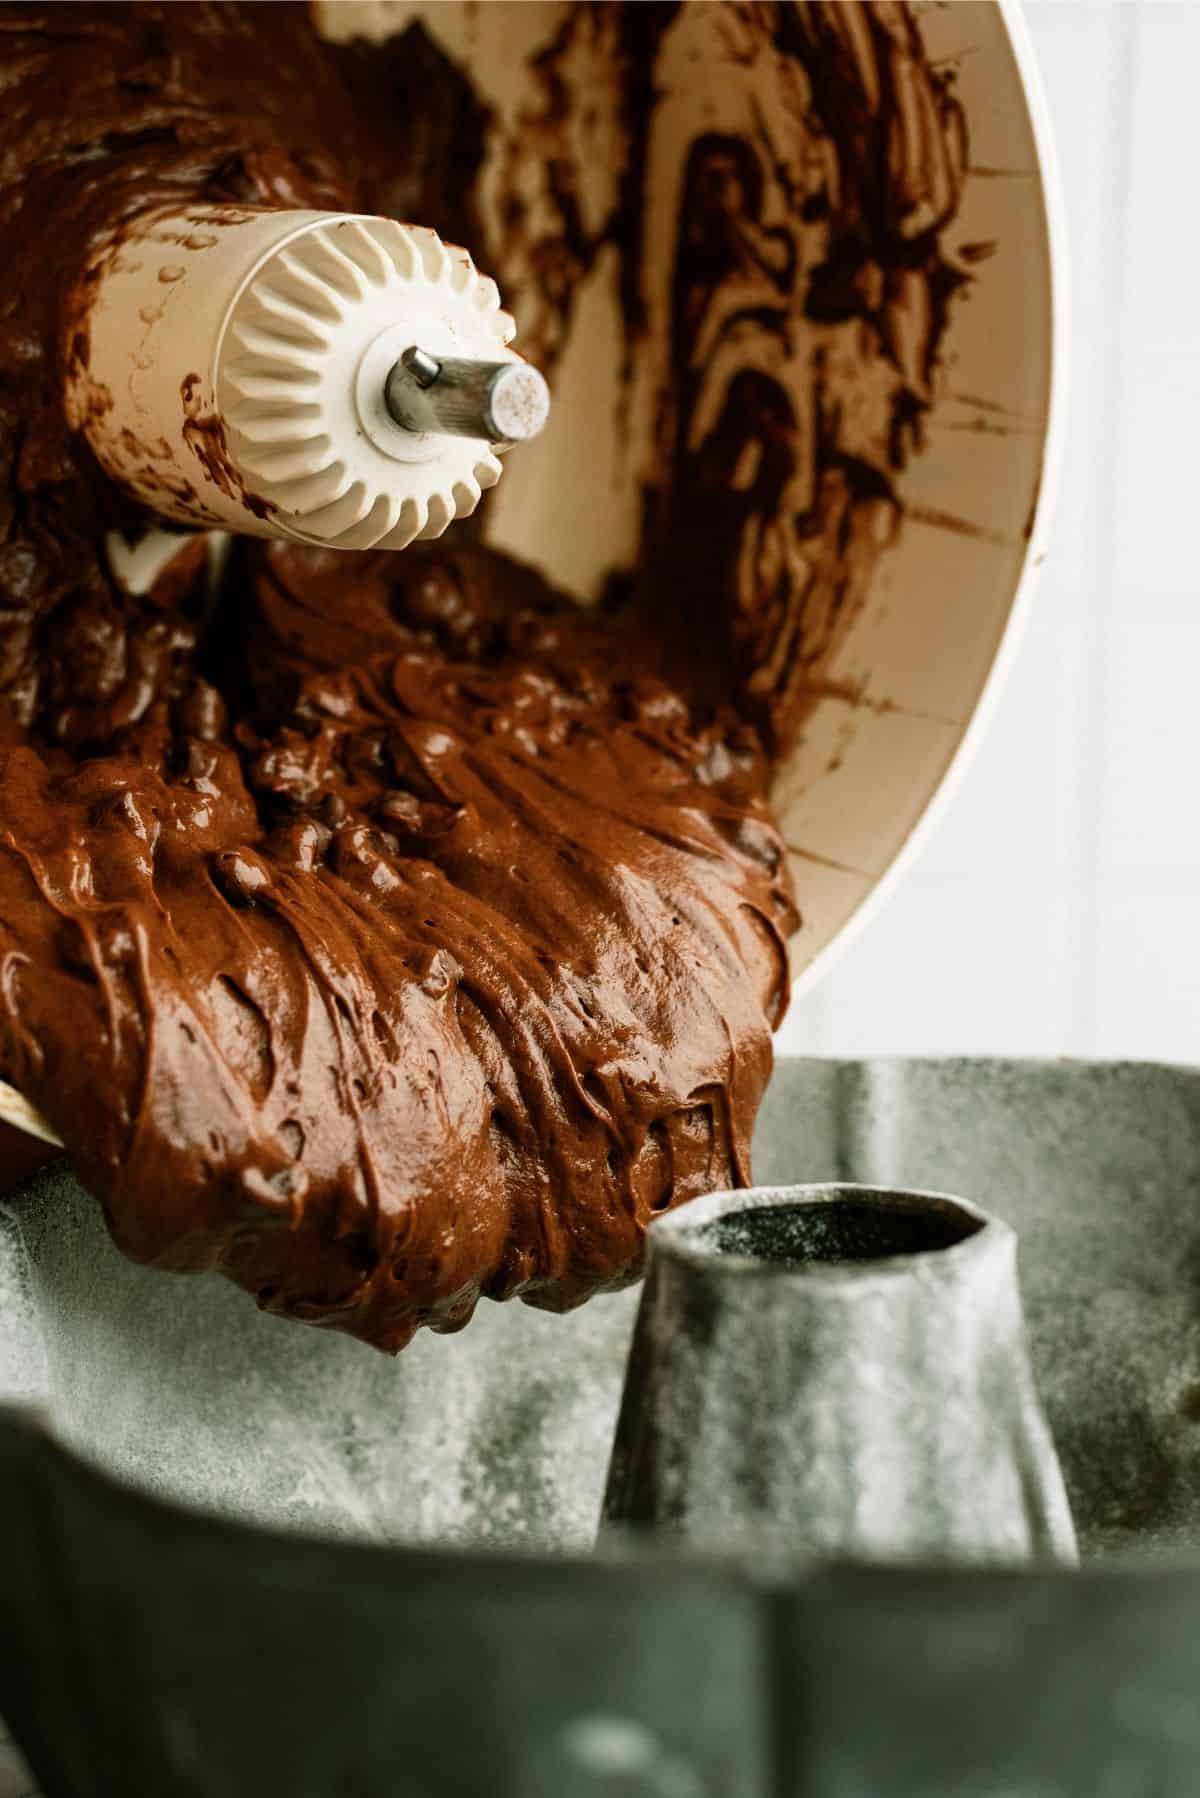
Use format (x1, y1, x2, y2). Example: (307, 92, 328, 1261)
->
(788, 0, 1069, 1006)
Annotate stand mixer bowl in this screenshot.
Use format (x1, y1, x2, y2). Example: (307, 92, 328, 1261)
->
(0, 0, 1060, 1147)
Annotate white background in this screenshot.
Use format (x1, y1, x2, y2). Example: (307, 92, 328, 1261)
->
(778, 0, 1200, 1064)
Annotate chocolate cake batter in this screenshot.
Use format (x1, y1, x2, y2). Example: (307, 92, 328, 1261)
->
(0, 3, 966, 1349)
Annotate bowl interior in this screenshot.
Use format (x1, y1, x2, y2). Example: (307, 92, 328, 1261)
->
(317, 0, 1057, 979)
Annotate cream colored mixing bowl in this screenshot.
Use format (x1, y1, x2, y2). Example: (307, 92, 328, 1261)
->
(0, 0, 1060, 1146)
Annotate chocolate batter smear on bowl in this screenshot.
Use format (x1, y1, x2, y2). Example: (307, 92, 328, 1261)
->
(0, 3, 965, 1349)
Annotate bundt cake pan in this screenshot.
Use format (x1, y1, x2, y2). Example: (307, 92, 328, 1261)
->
(5, 1055, 1200, 1795)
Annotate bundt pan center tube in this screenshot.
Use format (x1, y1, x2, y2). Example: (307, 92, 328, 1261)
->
(602, 1181, 1078, 1567)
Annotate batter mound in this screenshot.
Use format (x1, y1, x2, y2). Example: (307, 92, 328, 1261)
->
(0, 2, 965, 1349)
